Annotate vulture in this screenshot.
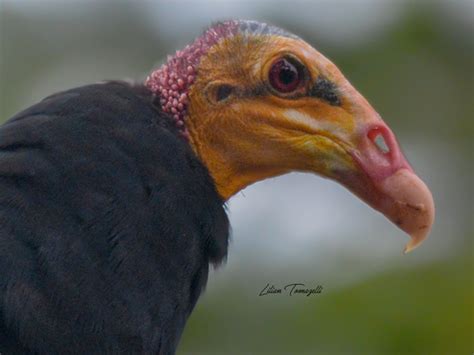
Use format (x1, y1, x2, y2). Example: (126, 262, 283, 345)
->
(0, 20, 434, 353)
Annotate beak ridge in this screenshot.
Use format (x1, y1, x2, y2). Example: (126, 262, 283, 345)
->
(342, 119, 435, 252)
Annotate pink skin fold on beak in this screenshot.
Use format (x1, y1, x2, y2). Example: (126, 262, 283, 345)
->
(341, 120, 435, 253)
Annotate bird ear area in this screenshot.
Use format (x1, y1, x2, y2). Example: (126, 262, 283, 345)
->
(205, 82, 236, 105)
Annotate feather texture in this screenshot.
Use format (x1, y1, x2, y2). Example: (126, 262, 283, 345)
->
(0, 81, 229, 353)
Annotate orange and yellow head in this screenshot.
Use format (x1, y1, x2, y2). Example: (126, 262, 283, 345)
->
(147, 20, 434, 253)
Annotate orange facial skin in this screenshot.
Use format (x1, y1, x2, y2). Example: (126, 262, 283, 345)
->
(186, 33, 434, 253)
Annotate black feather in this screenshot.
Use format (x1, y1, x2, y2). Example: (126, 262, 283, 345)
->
(309, 76, 341, 106)
(0, 81, 229, 353)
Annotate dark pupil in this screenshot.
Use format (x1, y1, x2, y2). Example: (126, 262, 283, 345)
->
(270, 58, 300, 92)
(279, 61, 297, 85)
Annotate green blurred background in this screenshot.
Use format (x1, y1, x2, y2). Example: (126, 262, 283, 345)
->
(0, 1, 472, 354)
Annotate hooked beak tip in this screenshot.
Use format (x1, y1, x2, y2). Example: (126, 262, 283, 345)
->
(379, 168, 435, 254)
(344, 119, 435, 253)
(403, 236, 424, 254)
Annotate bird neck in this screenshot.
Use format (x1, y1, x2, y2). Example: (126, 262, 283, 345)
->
(184, 105, 288, 201)
(145, 21, 279, 200)
(187, 132, 281, 200)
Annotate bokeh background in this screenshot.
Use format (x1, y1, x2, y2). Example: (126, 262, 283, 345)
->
(1, 0, 472, 354)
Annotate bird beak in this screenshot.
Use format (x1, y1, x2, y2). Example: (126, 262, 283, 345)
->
(279, 43, 435, 252)
(334, 108, 435, 253)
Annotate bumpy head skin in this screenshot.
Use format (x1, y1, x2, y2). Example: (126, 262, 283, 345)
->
(146, 22, 240, 137)
(146, 20, 435, 253)
(146, 21, 296, 137)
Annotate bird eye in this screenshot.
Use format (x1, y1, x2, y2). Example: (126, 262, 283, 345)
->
(268, 57, 304, 94)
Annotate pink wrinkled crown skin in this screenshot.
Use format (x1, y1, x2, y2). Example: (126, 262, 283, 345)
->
(145, 21, 240, 138)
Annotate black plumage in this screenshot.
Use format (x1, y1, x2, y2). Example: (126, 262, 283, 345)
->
(0, 82, 229, 353)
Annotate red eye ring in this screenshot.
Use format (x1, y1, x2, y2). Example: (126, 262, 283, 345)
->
(268, 57, 303, 93)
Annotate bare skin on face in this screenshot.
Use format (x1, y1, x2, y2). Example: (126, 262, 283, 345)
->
(147, 21, 435, 253)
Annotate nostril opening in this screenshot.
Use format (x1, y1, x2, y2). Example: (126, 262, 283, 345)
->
(368, 127, 391, 155)
(374, 133, 390, 154)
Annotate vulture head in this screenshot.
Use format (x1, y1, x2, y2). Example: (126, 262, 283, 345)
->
(146, 20, 435, 253)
